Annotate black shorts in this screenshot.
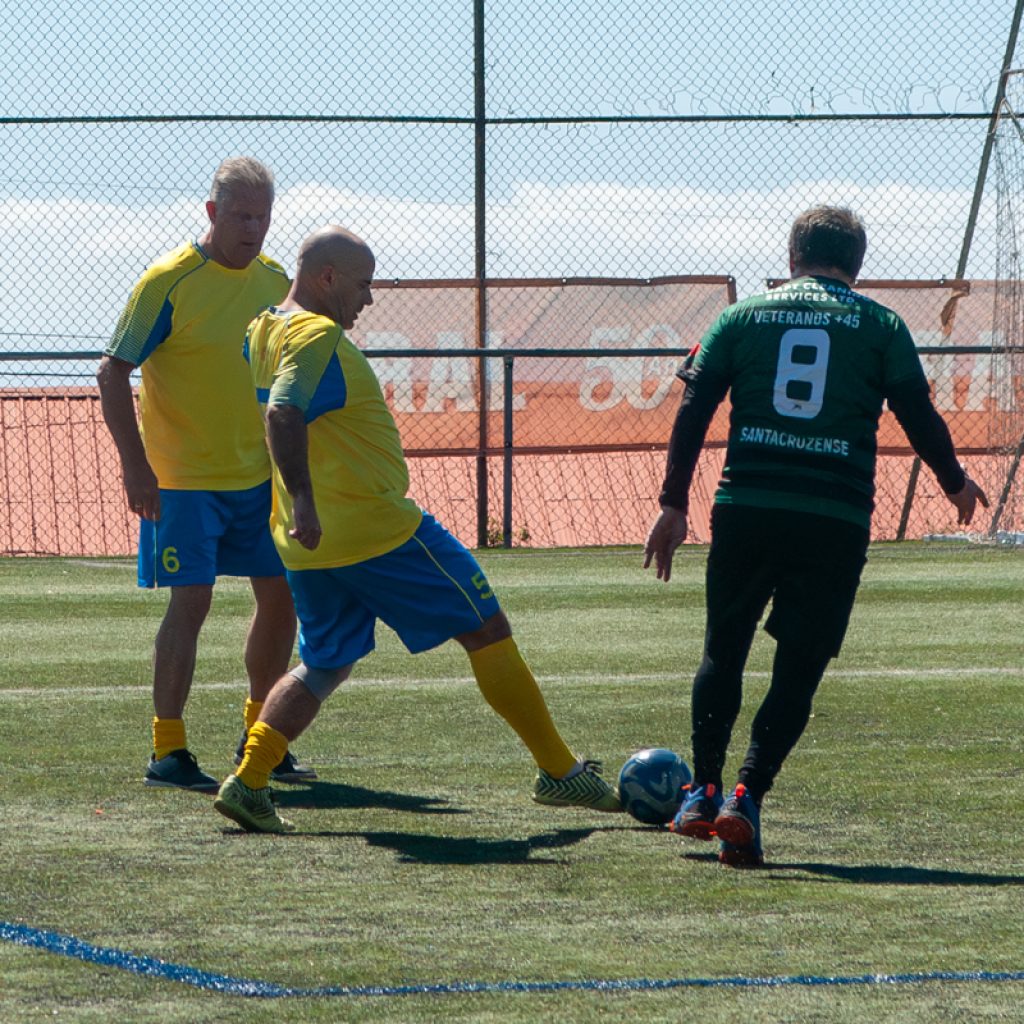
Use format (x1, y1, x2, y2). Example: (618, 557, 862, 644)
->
(705, 503, 869, 661)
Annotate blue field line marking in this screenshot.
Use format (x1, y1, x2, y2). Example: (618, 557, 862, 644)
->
(4, 921, 1024, 999)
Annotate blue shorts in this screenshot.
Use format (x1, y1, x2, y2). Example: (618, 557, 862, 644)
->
(287, 514, 502, 669)
(138, 482, 284, 588)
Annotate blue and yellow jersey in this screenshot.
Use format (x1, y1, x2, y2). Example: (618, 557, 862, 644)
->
(105, 241, 289, 489)
(245, 308, 422, 570)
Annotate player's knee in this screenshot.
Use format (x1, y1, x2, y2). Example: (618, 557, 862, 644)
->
(164, 584, 214, 629)
(288, 662, 352, 701)
(456, 611, 512, 652)
(252, 576, 296, 617)
(695, 650, 743, 687)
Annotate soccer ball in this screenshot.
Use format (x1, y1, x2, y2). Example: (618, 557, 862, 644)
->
(617, 747, 692, 825)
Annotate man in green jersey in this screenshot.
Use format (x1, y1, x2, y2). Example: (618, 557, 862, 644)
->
(643, 206, 987, 866)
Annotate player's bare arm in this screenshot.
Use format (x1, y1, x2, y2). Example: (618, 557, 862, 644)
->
(95, 354, 160, 520)
(643, 506, 688, 582)
(266, 403, 321, 549)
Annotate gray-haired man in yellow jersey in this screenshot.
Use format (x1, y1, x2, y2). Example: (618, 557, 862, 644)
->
(213, 225, 620, 832)
(97, 157, 313, 791)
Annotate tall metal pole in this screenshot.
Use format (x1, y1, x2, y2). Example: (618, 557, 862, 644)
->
(473, 0, 490, 548)
(502, 355, 514, 547)
(898, 0, 1024, 539)
(956, 3, 1024, 278)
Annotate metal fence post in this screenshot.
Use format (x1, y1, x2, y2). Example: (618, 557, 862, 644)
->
(896, 0, 1024, 533)
(474, 0, 489, 548)
(502, 354, 514, 548)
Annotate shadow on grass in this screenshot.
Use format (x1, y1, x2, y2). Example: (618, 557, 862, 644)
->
(771, 861, 1024, 886)
(217, 824, 598, 864)
(271, 780, 467, 815)
(319, 826, 598, 864)
(679, 852, 1024, 886)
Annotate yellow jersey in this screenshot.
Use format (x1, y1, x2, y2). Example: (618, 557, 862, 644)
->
(106, 241, 289, 489)
(245, 307, 422, 570)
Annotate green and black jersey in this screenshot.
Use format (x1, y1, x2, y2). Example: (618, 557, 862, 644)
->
(660, 275, 964, 529)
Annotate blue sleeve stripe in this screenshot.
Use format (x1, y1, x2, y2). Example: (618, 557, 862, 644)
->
(305, 351, 347, 423)
(135, 297, 174, 364)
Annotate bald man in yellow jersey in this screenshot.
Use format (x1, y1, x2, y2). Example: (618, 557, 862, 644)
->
(213, 225, 621, 832)
(97, 157, 313, 792)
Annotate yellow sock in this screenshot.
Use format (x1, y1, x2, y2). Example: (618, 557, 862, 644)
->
(236, 721, 289, 790)
(244, 699, 263, 732)
(468, 637, 576, 778)
(152, 717, 186, 761)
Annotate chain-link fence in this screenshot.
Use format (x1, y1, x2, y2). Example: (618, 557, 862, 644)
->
(2, 1, 1023, 554)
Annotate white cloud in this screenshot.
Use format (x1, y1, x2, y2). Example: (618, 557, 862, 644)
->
(0, 178, 1000, 360)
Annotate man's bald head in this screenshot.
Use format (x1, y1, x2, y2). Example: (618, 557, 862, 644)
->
(290, 225, 376, 330)
(297, 226, 374, 279)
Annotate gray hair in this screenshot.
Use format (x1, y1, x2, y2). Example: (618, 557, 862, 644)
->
(208, 156, 275, 204)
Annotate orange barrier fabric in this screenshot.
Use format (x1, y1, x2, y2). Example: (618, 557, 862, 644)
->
(359, 277, 733, 451)
(1, 278, 1022, 555)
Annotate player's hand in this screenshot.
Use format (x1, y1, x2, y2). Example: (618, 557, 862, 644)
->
(122, 460, 160, 521)
(289, 491, 322, 549)
(642, 506, 688, 582)
(947, 475, 989, 526)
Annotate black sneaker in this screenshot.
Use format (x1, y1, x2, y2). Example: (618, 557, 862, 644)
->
(234, 731, 317, 784)
(144, 749, 219, 793)
(270, 750, 317, 784)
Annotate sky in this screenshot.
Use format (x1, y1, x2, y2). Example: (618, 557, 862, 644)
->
(0, 0, 1020, 384)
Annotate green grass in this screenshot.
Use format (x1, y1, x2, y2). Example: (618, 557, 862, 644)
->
(1, 544, 1023, 1023)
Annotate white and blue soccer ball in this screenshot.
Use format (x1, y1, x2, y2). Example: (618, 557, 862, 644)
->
(617, 747, 692, 825)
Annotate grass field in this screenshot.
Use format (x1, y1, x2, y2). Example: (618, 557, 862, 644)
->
(1, 544, 1023, 1023)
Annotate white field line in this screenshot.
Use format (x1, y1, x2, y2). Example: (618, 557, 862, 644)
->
(0, 666, 1020, 702)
